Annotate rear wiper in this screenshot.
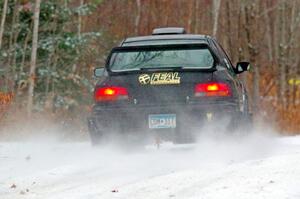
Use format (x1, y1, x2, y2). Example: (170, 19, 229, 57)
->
(140, 67, 183, 71)
(111, 68, 141, 72)
(181, 66, 212, 69)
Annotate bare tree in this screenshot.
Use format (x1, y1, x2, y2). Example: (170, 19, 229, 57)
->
(212, 0, 221, 36)
(194, 0, 200, 34)
(243, 1, 260, 112)
(9, 0, 21, 93)
(186, 1, 193, 33)
(278, 0, 288, 108)
(27, 0, 41, 117)
(0, 0, 8, 49)
(134, 0, 141, 35)
(72, 0, 84, 74)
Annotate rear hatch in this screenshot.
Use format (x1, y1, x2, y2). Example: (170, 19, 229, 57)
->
(106, 44, 216, 106)
(107, 71, 213, 106)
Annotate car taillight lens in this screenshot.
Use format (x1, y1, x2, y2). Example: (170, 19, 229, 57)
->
(94, 86, 129, 102)
(194, 83, 231, 97)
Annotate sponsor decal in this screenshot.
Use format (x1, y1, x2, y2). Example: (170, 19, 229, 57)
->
(138, 74, 151, 85)
(138, 72, 180, 85)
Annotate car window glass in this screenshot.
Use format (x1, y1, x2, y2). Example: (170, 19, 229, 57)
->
(109, 47, 214, 71)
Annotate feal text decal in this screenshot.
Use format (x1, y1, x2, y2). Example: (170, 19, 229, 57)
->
(138, 72, 180, 85)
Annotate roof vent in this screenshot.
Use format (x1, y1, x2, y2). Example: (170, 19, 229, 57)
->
(152, 27, 186, 35)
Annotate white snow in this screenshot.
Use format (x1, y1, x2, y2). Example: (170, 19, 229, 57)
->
(1, 133, 300, 199)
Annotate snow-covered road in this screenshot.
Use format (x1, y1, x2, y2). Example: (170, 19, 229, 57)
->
(1, 133, 300, 199)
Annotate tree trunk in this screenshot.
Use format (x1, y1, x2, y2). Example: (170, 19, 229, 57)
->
(263, 1, 273, 62)
(212, 0, 221, 37)
(27, 0, 41, 117)
(186, 1, 193, 33)
(278, 1, 287, 108)
(244, 1, 260, 112)
(194, 0, 200, 34)
(134, 0, 141, 35)
(10, 0, 20, 94)
(238, 1, 248, 86)
(0, 0, 8, 49)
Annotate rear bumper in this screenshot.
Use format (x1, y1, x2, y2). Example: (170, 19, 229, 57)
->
(88, 101, 240, 132)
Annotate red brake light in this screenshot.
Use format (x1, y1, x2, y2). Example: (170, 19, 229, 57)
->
(94, 86, 129, 102)
(103, 88, 116, 96)
(194, 83, 231, 97)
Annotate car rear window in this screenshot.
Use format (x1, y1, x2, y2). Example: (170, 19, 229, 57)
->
(108, 45, 215, 71)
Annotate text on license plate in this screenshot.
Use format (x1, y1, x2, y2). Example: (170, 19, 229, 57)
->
(148, 114, 176, 129)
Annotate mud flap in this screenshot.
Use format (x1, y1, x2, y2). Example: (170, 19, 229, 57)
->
(174, 124, 196, 144)
(87, 117, 103, 145)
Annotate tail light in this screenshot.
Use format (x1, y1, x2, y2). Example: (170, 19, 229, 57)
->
(194, 83, 231, 97)
(94, 86, 129, 102)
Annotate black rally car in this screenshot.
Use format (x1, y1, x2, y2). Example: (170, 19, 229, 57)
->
(88, 27, 252, 144)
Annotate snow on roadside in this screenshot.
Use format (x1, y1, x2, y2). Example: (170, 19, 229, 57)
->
(102, 153, 300, 199)
(0, 134, 300, 199)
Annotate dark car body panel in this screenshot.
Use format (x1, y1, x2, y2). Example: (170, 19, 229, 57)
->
(93, 71, 240, 107)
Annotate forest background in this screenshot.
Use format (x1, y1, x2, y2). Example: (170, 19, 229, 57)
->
(0, 0, 299, 139)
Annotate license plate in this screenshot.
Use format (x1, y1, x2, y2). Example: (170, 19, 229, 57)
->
(148, 114, 176, 129)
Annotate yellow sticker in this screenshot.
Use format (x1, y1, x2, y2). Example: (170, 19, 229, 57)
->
(138, 72, 180, 85)
(138, 74, 151, 85)
(288, 79, 300, 86)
